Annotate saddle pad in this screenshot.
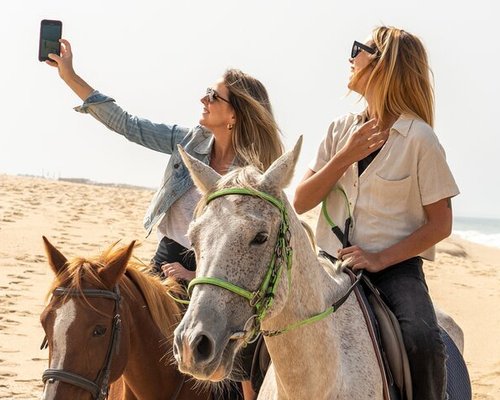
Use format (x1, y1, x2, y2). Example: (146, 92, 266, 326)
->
(442, 327, 472, 400)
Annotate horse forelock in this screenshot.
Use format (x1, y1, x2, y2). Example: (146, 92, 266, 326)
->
(45, 244, 181, 339)
(46, 257, 107, 306)
(194, 165, 280, 218)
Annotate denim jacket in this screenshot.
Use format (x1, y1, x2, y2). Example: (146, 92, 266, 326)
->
(75, 90, 214, 235)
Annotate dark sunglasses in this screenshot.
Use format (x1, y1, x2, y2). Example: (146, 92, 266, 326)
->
(351, 41, 377, 58)
(206, 87, 231, 104)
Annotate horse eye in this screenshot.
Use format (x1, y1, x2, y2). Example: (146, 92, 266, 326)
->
(93, 325, 107, 337)
(251, 232, 268, 245)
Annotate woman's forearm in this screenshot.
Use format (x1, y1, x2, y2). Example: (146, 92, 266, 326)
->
(377, 198, 453, 268)
(62, 72, 94, 101)
(294, 152, 351, 214)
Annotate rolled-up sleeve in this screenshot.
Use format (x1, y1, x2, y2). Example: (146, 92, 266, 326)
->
(418, 141, 460, 206)
(73, 90, 189, 155)
(309, 121, 336, 172)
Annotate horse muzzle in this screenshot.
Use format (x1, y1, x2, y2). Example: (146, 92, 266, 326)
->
(173, 323, 235, 381)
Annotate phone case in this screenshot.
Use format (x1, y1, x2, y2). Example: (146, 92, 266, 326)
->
(38, 19, 62, 62)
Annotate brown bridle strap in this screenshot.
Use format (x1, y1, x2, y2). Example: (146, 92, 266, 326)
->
(42, 286, 122, 400)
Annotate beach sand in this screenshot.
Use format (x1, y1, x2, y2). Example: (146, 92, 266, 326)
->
(0, 174, 499, 399)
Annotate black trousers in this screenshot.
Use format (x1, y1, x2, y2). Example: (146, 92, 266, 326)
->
(151, 236, 196, 278)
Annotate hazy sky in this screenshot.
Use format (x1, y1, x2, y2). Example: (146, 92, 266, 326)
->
(2, 0, 499, 218)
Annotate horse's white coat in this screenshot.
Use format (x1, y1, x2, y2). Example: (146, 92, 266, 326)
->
(174, 139, 464, 400)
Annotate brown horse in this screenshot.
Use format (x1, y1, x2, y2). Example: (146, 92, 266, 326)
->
(40, 236, 211, 400)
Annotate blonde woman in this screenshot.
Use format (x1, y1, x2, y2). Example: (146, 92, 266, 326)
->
(47, 39, 283, 400)
(294, 26, 459, 399)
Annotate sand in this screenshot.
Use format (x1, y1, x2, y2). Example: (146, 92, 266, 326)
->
(0, 174, 499, 399)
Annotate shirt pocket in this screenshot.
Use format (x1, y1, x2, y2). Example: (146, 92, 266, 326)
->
(368, 174, 412, 219)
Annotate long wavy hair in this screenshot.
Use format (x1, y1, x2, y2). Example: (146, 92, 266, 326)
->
(223, 69, 284, 171)
(352, 26, 435, 128)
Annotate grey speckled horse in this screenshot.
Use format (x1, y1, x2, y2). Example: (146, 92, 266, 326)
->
(173, 138, 464, 400)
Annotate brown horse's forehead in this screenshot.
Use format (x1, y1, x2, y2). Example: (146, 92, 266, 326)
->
(41, 295, 67, 324)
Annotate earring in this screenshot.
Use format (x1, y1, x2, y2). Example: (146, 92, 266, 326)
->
(227, 123, 234, 131)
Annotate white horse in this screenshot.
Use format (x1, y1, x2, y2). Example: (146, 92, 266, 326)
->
(172, 138, 465, 399)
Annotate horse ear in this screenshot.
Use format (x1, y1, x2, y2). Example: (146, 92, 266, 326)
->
(42, 236, 68, 275)
(260, 136, 302, 191)
(177, 145, 221, 194)
(100, 241, 136, 288)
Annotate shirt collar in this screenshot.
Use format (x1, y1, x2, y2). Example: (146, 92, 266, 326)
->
(391, 115, 414, 137)
(354, 111, 414, 137)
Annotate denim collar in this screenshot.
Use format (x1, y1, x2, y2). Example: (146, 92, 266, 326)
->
(193, 129, 214, 155)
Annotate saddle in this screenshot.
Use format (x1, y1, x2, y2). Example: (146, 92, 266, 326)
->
(346, 269, 472, 400)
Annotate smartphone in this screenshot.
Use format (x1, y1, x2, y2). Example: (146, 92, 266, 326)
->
(38, 19, 62, 62)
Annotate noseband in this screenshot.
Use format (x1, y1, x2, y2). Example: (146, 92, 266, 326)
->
(41, 286, 122, 400)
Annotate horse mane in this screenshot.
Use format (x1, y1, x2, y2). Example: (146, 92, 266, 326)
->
(124, 265, 182, 338)
(46, 243, 181, 340)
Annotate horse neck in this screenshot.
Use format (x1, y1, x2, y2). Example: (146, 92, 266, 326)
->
(260, 202, 351, 398)
(118, 275, 184, 398)
(262, 201, 347, 325)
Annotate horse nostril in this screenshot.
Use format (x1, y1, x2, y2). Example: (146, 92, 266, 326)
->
(193, 333, 214, 364)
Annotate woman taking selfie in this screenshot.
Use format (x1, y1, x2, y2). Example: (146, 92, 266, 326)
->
(294, 26, 459, 399)
(47, 38, 283, 400)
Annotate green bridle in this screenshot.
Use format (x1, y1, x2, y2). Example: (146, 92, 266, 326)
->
(187, 187, 360, 341)
(188, 188, 292, 340)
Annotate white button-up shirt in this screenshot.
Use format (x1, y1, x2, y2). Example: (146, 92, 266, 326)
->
(309, 112, 460, 261)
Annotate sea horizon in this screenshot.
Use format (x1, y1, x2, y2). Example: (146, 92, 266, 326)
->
(453, 216, 500, 249)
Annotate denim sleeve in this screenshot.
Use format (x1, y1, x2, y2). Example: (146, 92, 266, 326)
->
(73, 90, 189, 155)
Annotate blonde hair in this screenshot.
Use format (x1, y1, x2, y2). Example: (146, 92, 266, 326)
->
(354, 26, 435, 128)
(223, 69, 284, 171)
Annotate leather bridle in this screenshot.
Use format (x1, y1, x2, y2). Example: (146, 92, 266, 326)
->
(41, 286, 122, 400)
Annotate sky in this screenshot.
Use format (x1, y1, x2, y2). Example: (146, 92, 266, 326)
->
(1, 0, 499, 219)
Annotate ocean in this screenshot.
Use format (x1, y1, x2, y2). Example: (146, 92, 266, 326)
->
(453, 216, 500, 249)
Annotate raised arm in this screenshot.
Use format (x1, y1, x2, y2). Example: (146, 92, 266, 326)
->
(46, 39, 94, 101)
(46, 39, 189, 155)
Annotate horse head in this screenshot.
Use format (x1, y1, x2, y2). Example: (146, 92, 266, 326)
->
(173, 137, 302, 381)
(40, 237, 134, 400)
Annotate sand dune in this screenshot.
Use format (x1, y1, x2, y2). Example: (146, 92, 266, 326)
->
(0, 174, 499, 399)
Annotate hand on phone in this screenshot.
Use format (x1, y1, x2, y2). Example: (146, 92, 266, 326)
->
(46, 39, 76, 80)
(40, 21, 94, 101)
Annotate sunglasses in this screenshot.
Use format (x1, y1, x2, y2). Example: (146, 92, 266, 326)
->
(206, 87, 231, 104)
(351, 41, 377, 58)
